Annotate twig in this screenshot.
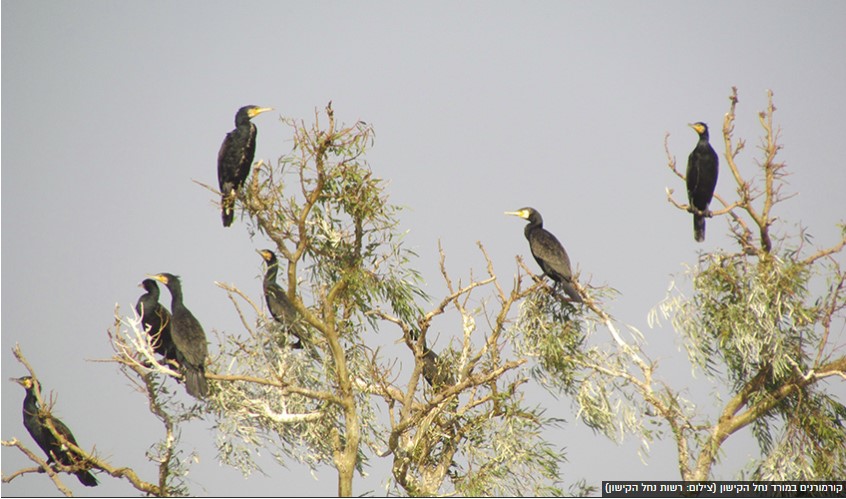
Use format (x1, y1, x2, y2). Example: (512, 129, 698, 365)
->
(1, 438, 73, 496)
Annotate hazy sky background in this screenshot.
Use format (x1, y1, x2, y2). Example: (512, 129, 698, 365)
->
(3, 1, 845, 496)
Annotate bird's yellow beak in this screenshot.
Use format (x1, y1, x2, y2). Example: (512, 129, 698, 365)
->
(11, 377, 31, 389)
(249, 107, 274, 118)
(504, 210, 528, 219)
(147, 274, 167, 284)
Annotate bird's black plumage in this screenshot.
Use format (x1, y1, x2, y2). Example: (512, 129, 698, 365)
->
(149, 273, 209, 398)
(421, 346, 455, 389)
(12, 376, 98, 487)
(136, 279, 177, 361)
(686, 122, 719, 242)
(506, 207, 582, 302)
(218, 105, 273, 227)
(258, 249, 305, 349)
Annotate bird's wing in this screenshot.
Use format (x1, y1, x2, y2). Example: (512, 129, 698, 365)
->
(46, 415, 80, 448)
(266, 284, 309, 336)
(243, 122, 257, 175)
(687, 146, 719, 208)
(266, 284, 296, 319)
(217, 131, 238, 189)
(530, 229, 573, 278)
(171, 314, 208, 366)
(157, 305, 172, 326)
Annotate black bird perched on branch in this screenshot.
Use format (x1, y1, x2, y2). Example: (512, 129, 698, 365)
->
(136, 279, 177, 361)
(686, 122, 719, 242)
(257, 249, 305, 349)
(11, 376, 98, 487)
(421, 346, 456, 389)
(506, 207, 582, 302)
(218, 105, 273, 227)
(148, 273, 209, 398)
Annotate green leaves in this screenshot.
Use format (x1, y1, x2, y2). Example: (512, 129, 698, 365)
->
(512, 289, 584, 392)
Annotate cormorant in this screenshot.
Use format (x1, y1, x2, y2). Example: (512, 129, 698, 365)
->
(218, 105, 273, 227)
(686, 122, 719, 242)
(136, 279, 177, 361)
(12, 376, 98, 487)
(148, 273, 209, 399)
(505, 207, 582, 302)
(421, 346, 455, 389)
(257, 249, 305, 349)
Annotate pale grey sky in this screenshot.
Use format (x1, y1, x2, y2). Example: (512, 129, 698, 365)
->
(3, 1, 845, 496)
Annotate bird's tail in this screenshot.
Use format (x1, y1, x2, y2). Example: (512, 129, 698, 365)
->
(560, 280, 583, 303)
(221, 193, 235, 227)
(694, 214, 706, 242)
(289, 324, 307, 349)
(76, 469, 98, 487)
(183, 365, 209, 399)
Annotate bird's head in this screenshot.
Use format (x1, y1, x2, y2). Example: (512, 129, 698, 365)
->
(257, 249, 277, 264)
(147, 273, 178, 286)
(504, 207, 536, 221)
(249, 106, 273, 118)
(238, 105, 274, 120)
(139, 278, 159, 292)
(688, 122, 709, 136)
(11, 376, 36, 390)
